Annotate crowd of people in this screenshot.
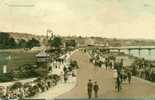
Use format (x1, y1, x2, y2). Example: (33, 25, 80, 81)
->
(85, 47, 155, 93)
(85, 48, 133, 92)
(0, 74, 60, 99)
(131, 58, 155, 81)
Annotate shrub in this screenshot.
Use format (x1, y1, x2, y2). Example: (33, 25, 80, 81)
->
(0, 73, 14, 82)
(10, 82, 23, 90)
(70, 60, 79, 70)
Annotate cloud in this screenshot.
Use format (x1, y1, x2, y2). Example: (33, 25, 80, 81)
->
(0, 0, 155, 39)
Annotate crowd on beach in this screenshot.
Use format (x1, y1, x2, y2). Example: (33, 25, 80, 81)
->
(0, 50, 78, 99)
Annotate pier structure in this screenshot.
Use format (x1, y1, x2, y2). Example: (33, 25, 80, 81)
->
(82, 45, 155, 56)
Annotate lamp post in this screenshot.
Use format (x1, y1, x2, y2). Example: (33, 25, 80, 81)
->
(3, 55, 11, 74)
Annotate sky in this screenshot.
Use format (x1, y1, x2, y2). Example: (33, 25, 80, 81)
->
(0, 0, 155, 39)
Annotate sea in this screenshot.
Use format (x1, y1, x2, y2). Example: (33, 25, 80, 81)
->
(120, 48, 155, 61)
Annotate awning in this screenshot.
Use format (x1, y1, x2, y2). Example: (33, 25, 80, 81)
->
(36, 51, 50, 57)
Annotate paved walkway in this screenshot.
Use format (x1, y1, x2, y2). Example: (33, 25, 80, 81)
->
(58, 51, 155, 98)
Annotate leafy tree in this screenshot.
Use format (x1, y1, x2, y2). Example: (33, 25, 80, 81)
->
(26, 38, 40, 49)
(31, 38, 40, 46)
(69, 60, 79, 71)
(10, 82, 23, 90)
(8, 37, 17, 48)
(0, 32, 40, 49)
(50, 36, 62, 48)
(0, 72, 14, 82)
(0, 32, 10, 48)
(65, 39, 77, 47)
(18, 39, 27, 48)
(0, 32, 18, 49)
(17, 64, 39, 78)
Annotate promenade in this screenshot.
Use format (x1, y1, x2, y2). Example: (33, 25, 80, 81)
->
(59, 51, 155, 98)
(32, 50, 155, 98)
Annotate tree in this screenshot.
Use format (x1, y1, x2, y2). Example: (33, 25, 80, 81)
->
(65, 39, 77, 47)
(69, 60, 79, 71)
(0, 32, 17, 49)
(26, 38, 40, 49)
(50, 36, 62, 48)
(18, 39, 27, 48)
(10, 82, 23, 90)
(0, 72, 14, 82)
(0, 32, 10, 48)
(8, 37, 17, 48)
(31, 38, 40, 47)
(18, 64, 39, 78)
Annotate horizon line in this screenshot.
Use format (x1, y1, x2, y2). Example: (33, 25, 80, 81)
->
(1, 31, 155, 40)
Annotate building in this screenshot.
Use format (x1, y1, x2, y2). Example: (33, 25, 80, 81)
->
(36, 51, 50, 63)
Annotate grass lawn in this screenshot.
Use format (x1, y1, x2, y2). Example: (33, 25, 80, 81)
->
(0, 50, 39, 73)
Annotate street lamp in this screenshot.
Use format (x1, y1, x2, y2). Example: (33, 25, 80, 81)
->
(3, 55, 11, 74)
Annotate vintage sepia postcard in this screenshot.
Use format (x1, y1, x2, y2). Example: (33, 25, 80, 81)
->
(0, 0, 155, 100)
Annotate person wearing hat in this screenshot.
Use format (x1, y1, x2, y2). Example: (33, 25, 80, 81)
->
(87, 79, 93, 99)
(93, 81, 99, 98)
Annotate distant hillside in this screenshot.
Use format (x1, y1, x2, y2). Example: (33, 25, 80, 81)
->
(8, 32, 44, 41)
(3, 32, 155, 47)
(62, 36, 155, 47)
(0, 32, 45, 49)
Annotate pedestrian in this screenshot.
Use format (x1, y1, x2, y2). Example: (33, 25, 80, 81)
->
(116, 77, 121, 92)
(64, 73, 68, 83)
(127, 71, 132, 84)
(113, 69, 119, 91)
(87, 79, 93, 99)
(93, 81, 99, 98)
(105, 58, 108, 70)
(120, 69, 124, 83)
(109, 61, 112, 69)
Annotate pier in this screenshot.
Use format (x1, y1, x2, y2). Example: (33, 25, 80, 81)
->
(81, 45, 155, 55)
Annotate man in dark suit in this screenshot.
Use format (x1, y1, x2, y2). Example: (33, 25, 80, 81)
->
(87, 79, 93, 99)
(93, 81, 99, 98)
